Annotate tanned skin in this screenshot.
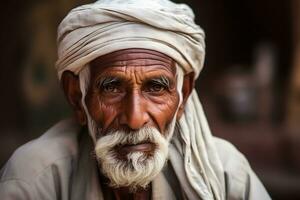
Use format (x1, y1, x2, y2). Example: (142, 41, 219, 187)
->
(61, 49, 194, 200)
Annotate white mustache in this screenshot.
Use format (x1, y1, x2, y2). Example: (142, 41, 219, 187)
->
(94, 126, 169, 191)
(95, 126, 166, 150)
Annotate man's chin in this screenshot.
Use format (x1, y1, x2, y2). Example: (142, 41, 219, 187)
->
(93, 126, 170, 191)
(99, 149, 167, 192)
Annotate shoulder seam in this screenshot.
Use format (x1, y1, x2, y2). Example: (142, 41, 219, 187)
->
(0, 178, 32, 185)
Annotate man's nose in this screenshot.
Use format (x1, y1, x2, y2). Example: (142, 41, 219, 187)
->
(119, 91, 150, 130)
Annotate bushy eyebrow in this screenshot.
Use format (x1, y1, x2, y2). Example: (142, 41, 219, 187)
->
(96, 75, 172, 89)
(148, 76, 171, 88)
(97, 76, 121, 87)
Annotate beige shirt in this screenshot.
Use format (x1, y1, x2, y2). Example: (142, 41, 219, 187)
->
(0, 119, 271, 200)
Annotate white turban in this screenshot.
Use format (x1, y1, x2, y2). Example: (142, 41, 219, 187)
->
(56, 0, 225, 200)
(56, 0, 205, 79)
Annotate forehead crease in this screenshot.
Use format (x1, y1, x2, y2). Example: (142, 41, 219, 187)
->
(97, 48, 172, 60)
(104, 59, 172, 66)
(92, 63, 176, 79)
(90, 49, 177, 80)
(99, 64, 175, 77)
(98, 65, 173, 77)
(91, 49, 174, 67)
(110, 52, 173, 63)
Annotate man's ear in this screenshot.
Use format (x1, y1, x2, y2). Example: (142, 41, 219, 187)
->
(61, 71, 87, 126)
(176, 72, 195, 120)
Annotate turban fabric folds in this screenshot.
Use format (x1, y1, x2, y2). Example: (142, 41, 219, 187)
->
(56, 0, 205, 79)
(56, 0, 225, 200)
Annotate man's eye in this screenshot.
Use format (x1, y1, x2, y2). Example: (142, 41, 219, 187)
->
(148, 84, 166, 93)
(102, 83, 120, 93)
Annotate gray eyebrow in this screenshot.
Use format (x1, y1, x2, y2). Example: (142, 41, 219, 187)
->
(96, 75, 171, 88)
(97, 76, 120, 87)
(150, 76, 170, 88)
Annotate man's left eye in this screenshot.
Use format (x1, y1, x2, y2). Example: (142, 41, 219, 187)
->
(147, 84, 166, 93)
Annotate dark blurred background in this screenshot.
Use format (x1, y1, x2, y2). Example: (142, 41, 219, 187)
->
(0, 0, 299, 199)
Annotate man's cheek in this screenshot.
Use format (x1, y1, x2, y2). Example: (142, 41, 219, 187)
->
(98, 103, 119, 131)
(150, 103, 177, 132)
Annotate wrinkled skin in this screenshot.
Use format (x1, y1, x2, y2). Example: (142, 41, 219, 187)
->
(61, 49, 194, 200)
(87, 49, 179, 136)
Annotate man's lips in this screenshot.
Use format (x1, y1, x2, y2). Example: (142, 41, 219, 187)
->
(117, 142, 155, 155)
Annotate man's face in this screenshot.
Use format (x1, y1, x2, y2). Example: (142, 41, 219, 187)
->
(85, 49, 180, 142)
(81, 49, 181, 190)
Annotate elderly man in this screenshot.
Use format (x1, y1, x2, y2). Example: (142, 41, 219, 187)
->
(0, 0, 271, 199)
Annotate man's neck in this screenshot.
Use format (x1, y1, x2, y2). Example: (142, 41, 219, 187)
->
(112, 186, 151, 200)
(99, 173, 151, 200)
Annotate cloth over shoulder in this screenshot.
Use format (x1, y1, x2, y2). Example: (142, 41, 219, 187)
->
(0, 118, 271, 200)
(214, 138, 272, 200)
(0, 118, 103, 200)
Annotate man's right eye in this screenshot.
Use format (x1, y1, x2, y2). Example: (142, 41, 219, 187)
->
(102, 82, 120, 93)
(97, 77, 122, 94)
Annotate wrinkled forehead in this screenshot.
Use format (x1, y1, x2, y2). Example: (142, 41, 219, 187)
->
(89, 48, 177, 75)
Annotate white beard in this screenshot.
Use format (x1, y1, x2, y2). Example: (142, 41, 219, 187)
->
(90, 118, 177, 192)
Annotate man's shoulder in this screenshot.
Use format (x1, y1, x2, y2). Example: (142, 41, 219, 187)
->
(0, 118, 81, 183)
(213, 137, 269, 198)
(213, 137, 252, 182)
(213, 137, 250, 170)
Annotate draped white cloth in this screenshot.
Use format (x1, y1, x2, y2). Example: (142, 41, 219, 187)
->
(56, 0, 205, 80)
(56, 0, 224, 199)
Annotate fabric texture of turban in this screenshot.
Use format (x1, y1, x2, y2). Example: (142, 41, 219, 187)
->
(56, 0, 205, 79)
(56, 0, 225, 200)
